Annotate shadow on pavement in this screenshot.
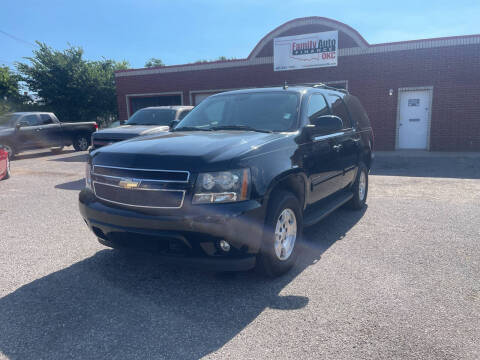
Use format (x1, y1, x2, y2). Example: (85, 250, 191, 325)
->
(371, 154, 480, 179)
(0, 207, 366, 359)
(13, 149, 76, 161)
(55, 178, 85, 191)
(49, 153, 88, 163)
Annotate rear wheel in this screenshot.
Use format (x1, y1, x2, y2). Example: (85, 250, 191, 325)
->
(348, 162, 368, 210)
(73, 135, 90, 151)
(256, 191, 302, 277)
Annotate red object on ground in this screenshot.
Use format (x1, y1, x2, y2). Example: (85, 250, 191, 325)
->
(0, 148, 10, 180)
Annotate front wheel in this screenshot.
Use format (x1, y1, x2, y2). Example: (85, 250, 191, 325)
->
(256, 191, 303, 277)
(348, 162, 368, 210)
(73, 135, 90, 151)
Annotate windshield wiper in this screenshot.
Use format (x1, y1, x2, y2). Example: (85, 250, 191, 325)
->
(173, 126, 213, 132)
(209, 125, 273, 133)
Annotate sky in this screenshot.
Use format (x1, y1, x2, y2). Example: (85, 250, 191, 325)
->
(1, 0, 480, 70)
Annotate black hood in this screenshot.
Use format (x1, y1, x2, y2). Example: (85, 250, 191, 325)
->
(91, 130, 297, 171)
(0, 126, 14, 137)
(93, 125, 170, 141)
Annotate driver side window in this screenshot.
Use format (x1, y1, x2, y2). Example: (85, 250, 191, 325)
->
(307, 94, 329, 121)
(20, 115, 40, 127)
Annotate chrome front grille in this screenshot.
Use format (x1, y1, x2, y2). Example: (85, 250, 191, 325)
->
(91, 165, 189, 209)
(93, 165, 189, 183)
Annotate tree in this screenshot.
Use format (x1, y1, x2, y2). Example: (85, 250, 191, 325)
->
(144, 58, 165, 68)
(195, 56, 236, 63)
(16, 42, 129, 124)
(0, 66, 28, 114)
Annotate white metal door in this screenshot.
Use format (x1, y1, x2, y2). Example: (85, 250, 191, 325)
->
(398, 90, 430, 149)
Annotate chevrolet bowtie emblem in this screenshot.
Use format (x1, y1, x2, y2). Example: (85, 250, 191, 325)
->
(119, 178, 141, 189)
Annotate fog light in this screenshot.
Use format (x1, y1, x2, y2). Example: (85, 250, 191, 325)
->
(219, 240, 231, 252)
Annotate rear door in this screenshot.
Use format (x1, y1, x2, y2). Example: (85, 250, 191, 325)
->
(39, 114, 64, 146)
(304, 93, 344, 204)
(325, 93, 358, 188)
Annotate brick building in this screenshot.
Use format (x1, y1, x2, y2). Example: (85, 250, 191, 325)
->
(114, 17, 480, 151)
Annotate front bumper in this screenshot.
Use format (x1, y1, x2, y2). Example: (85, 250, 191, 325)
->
(79, 189, 266, 271)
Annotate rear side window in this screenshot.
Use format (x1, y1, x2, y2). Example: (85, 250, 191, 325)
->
(325, 94, 352, 129)
(40, 114, 53, 124)
(307, 94, 330, 121)
(344, 95, 371, 130)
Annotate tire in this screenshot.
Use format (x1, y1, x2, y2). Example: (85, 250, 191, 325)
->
(50, 146, 64, 154)
(73, 135, 90, 151)
(348, 162, 368, 210)
(256, 191, 303, 277)
(0, 144, 15, 160)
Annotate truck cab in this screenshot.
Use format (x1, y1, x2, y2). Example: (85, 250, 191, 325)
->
(0, 112, 97, 158)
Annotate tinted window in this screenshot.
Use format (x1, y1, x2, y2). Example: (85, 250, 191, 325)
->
(40, 114, 53, 124)
(307, 94, 330, 121)
(176, 92, 299, 132)
(326, 94, 352, 129)
(22, 115, 40, 126)
(126, 109, 176, 126)
(178, 110, 191, 120)
(344, 95, 371, 129)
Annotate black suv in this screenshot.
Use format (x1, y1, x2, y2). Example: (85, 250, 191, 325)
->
(79, 84, 373, 276)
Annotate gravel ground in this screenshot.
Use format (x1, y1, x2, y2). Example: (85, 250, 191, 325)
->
(0, 149, 479, 360)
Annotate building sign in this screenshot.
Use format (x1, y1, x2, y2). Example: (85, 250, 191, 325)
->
(273, 31, 338, 71)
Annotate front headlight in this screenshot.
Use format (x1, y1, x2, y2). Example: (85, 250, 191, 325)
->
(193, 169, 251, 204)
(85, 162, 92, 189)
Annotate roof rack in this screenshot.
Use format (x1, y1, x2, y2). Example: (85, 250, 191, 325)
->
(292, 83, 349, 94)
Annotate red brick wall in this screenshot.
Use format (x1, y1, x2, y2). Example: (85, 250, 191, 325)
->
(115, 43, 480, 151)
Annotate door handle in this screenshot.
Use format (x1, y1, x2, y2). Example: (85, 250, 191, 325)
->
(332, 144, 342, 151)
(36, 128, 43, 131)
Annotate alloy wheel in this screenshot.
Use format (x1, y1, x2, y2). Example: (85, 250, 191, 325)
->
(274, 208, 297, 261)
(358, 170, 366, 201)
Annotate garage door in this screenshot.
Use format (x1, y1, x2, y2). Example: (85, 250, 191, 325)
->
(192, 92, 219, 106)
(129, 95, 182, 116)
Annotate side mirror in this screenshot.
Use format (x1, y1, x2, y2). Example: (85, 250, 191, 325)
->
(170, 119, 180, 129)
(309, 115, 343, 136)
(15, 122, 24, 130)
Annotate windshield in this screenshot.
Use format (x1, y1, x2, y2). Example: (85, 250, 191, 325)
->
(175, 92, 300, 132)
(0, 114, 20, 128)
(126, 108, 176, 126)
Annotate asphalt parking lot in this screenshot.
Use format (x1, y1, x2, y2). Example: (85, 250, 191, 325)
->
(1, 149, 479, 359)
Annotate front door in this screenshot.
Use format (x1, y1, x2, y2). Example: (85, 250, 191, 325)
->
(17, 114, 43, 150)
(398, 89, 431, 149)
